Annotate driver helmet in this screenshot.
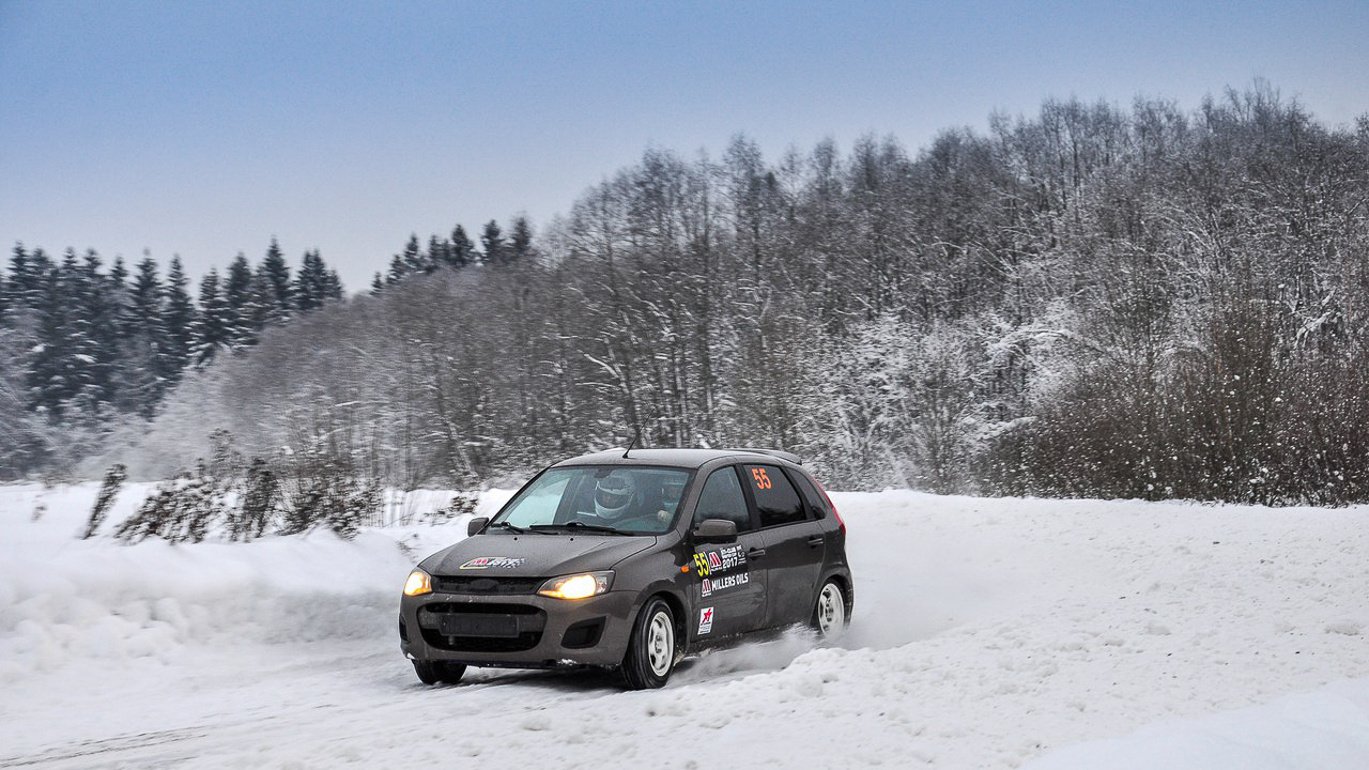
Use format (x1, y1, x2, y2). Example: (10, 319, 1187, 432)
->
(594, 473, 637, 520)
(660, 478, 685, 512)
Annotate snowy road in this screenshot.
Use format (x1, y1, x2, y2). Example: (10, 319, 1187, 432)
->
(2, 485, 1368, 768)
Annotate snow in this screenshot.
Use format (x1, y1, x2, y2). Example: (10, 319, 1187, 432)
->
(1, 483, 1368, 767)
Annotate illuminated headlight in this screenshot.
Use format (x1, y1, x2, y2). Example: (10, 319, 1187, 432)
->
(403, 569, 432, 597)
(537, 571, 613, 600)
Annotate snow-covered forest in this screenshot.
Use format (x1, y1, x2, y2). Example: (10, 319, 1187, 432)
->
(5, 84, 1369, 504)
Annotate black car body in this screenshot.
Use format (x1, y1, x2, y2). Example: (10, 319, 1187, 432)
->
(398, 448, 853, 688)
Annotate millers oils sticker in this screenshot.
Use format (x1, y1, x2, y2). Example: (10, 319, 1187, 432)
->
(700, 571, 749, 597)
(691, 544, 746, 578)
(458, 557, 527, 570)
(698, 606, 715, 635)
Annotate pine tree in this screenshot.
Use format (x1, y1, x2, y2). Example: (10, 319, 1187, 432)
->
(225, 253, 255, 348)
(107, 255, 130, 336)
(427, 235, 448, 273)
(6, 244, 51, 311)
(192, 269, 233, 366)
(387, 253, 408, 284)
(4, 243, 31, 312)
(109, 256, 128, 290)
(244, 271, 278, 332)
(511, 216, 533, 262)
(259, 238, 293, 322)
(294, 249, 327, 312)
(371, 272, 385, 296)
(321, 268, 343, 301)
(75, 250, 118, 417)
(450, 225, 475, 268)
(26, 252, 86, 421)
(400, 234, 429, 275)
(162, 256, 195, 382)
(480, 220, 506, 265)
(119, 257, 168, 416)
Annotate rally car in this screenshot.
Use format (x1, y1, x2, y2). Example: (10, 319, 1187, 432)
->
(398, 448, 853, 689)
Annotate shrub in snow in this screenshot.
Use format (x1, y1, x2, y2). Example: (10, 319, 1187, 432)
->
(422, 490, 478, 524)
(228, 457, 279, 541)
(114, 465, 233, 544)
(278, 452, 382, 541)
(82, 463, 126, 539)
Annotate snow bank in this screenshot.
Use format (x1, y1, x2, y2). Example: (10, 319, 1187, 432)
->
(0, 483, 508, 681)
(1024, 677, 1369, 769)
(2, 484, 1368, 768)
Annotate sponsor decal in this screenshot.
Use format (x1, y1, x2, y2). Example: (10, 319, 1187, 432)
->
(701, 578, 712, 597)
(708, 571, 749, 593)
(458, 556, 526, 570)
(692, 552, 711, 577)
(692, 545, 747, 579)
(698, 606, 714, 635)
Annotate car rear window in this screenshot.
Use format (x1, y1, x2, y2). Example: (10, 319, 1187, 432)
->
(743, 464, 807, 528)
(789, 471, 829, 518)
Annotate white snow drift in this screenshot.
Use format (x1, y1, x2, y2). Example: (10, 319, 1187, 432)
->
(1, 483, 1367, 768)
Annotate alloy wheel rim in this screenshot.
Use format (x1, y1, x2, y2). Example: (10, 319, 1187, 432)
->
(647, 611, 673, 676)
(818, 584, 845, 636)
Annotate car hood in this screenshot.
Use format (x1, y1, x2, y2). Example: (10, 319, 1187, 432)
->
(422, 533, 658, 578)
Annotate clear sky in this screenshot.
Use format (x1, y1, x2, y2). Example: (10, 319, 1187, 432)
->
(2, 0, 1367, 292)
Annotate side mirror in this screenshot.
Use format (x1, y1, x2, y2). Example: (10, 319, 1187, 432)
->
(467, 517, 490, 537)
(692, 518, 738, 544)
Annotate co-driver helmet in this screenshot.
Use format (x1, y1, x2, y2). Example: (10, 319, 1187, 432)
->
(660, 478, 685, 512)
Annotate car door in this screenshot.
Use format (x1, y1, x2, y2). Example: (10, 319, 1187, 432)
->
(687, 465, 768, 642)
(741, 463, 825, 628)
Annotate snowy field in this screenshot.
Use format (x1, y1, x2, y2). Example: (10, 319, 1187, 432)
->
(2, 483, 1368, 768)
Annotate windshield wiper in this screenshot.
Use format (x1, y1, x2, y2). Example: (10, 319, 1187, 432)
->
(529, 521, 629, 536)
(486, 521, 527, 534)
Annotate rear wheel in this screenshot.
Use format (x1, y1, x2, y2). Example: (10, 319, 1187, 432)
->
(413, 659, 466, 685)
(811, 580, 848, 640)
(621, 597, 676, 690)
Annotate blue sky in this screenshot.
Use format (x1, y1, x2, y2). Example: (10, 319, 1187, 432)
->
(2, 0, 1367, 291)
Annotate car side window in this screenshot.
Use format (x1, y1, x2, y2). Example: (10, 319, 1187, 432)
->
(693, 467, 752, 532)
(789, 471, 828, 519)
(743, 464, 807, 527)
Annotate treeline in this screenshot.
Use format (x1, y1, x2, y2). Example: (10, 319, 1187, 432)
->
(13, 84, 1369, 506)
(0, 219, 537, 479)
(0, 239, 342, 474)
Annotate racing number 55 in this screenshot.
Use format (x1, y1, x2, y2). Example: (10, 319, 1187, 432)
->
(751, 467, 772, 490)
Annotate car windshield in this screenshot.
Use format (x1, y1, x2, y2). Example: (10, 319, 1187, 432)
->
(490, 466, 691, 535)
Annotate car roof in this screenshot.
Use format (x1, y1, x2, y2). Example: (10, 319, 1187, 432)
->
(553, 447, 801, 470)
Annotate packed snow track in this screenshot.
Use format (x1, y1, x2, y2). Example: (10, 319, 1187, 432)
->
(2, 485, 1368, 768)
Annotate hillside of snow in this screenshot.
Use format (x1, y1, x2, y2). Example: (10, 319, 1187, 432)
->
(1, 483, 1367, 768)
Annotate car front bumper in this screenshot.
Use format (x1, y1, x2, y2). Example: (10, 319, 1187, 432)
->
(399, 589, 638, 668)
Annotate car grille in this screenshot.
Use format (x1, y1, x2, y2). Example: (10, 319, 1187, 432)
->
(431, 576, 543, 595)
(417, 603, 546, 653)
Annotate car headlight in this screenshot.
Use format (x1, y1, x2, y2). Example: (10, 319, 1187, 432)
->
(537, 571, 613, 600)
(403, 568, 432, 597)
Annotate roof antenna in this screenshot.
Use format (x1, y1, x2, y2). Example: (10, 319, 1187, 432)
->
(623, 431, 640, 459)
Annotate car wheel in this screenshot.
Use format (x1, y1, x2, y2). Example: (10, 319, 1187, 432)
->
(413, 659, 467, 685)
(811, 579, 848, 640)
(621, 597, 676, 690)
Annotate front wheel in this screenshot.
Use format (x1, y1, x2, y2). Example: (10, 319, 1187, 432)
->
(811, 580, 848, 640)
(413, 659, 466, 685)
(621, 597, 676, 690)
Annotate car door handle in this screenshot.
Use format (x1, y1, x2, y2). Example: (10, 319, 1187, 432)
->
(807, 536, 824, 548)
(747, 547, 766, 560)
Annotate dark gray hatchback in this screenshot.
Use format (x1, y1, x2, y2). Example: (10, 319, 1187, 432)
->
(398, 448, 853, 689)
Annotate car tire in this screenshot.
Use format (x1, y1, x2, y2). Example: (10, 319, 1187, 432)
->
(413, 659, 467, 685)
(621, 597, 676, 690)
(810, 579, 848, 640)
